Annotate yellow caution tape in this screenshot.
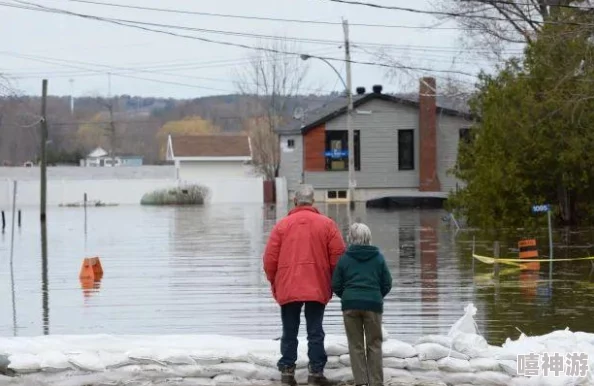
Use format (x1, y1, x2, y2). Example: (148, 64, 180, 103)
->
(473, 253, 594, 265)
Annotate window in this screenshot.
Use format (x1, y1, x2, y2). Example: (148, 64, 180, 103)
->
(459, 128, 472, 144)
(326, 190, 348, 200)
(398, 129, 414, 170)
(287, 139, 295, 149)
(324, 130, 360, 171)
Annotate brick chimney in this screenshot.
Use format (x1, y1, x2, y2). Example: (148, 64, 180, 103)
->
(418, 77, 441, 192)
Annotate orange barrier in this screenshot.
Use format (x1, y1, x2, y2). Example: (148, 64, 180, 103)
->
(79, 257, 103, 298)
(79, 257, 103, 280)
(519, 239, 540, 270)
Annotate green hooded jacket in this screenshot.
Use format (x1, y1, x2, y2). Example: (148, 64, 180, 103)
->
(331, 244, 393, 313)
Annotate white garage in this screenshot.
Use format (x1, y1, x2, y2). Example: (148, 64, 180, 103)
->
(166, 134, 257, 181)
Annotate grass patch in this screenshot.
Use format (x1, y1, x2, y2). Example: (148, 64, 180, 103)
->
(140, 184, 209, 206)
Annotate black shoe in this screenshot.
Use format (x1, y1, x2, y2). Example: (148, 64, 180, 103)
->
(307, 373, 336, 386)
(280, 365, 297, 386)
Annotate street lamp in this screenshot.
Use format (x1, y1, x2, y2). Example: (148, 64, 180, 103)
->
(300, 54, 355, 210)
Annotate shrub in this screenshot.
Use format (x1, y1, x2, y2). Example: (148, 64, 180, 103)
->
(140, 184, 209, 206)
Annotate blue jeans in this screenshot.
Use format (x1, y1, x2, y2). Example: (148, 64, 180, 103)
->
(277, 301, 327, 373)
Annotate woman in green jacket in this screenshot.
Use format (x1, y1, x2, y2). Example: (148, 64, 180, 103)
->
(331, 223, 393, 386)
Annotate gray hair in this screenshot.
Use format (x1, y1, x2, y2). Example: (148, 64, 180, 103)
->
(294, 184, 315, 206)
(348, 223, 372, 245)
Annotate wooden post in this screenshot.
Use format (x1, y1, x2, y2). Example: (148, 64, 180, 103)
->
(1, 210, 5, 233)
(17, 210, 21, 228)
(40, 79, 48, 223)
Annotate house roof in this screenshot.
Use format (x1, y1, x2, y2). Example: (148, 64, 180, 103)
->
(276, 91, 474, 135)
(169, 134, 251, 158)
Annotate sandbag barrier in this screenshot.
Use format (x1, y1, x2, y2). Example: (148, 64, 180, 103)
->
(0, 304, 593, 386)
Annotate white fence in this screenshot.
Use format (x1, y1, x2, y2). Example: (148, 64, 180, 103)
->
(0, 177, 264, 208)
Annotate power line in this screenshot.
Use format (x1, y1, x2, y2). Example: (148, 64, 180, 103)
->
(4, 0, 478, 77)
(37, 0, 486, 31)
(0, 1, 524, 55)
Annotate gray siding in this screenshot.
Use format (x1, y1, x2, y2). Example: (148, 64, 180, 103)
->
(278, 135, 303, 191)
(305, 99, 419, 189)
(437, 113, 473, 193)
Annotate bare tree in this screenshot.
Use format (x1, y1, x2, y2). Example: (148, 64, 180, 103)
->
(234, 39, 309, 180)
(431, 0, 588, 59)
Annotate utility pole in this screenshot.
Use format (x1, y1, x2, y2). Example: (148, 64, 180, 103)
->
(343, 19, 355, 210)
(40, 79, 48, 223)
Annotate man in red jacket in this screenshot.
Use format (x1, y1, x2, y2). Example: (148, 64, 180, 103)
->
(263, 184, 346, 386)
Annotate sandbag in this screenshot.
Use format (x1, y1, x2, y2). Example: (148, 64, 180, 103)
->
(325, 338, 349, 356)
(383, 340, 417, 359)
(338, 354, 350, 367)
(442, 371, 477, 385)
(415, 335, 454, 349)
(453, 333, 490, 358)
(7, 353, 41, 373)
(437, 357, 472, 373)
(472, 371, 512, 386)
(156, 349, 196, 365)
(68, 352, 105, 372)
(326, 356, 342, 369)
(469, 358, 501, 372)
(383, 357, 406, 369)
(325, 367, 353, 382)
(212, 374, 249, 385)
(126, 348, 168, 366)
(208, 362, 277, 380)
(0, 355, 10, 376)
(498, 359, 517, 376)
(384, 367, 416, 381)
(189, 351, 225, 365)
(38, 351, 71, 373)
(404, 357, 438, 371)
(415, 343, 468, 361)
(246, 351, 307, 369)
(97, 351, 135, 369)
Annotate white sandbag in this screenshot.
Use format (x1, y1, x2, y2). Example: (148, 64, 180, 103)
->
(156, 349, 196, 365)
(383, 340, 417, 359)
(416, 335, 454, 348)
(469, 358, 501, 372)
(338, 354, 350, 367)
(126, 348, 168, 366)
(384, 368, 416, 381)
(213, 374, 250, 385)
(404, 357, 438, 371)
(453, 333, 490, 358)
(497, 335, 547, 361)
(442, 371, 477, 385)
(7, 353, 41, 373)
(326, 356, 342, 369)
(498, 359, 517, 376)
(208, 362, 278, 380)
(574, 331, 594, 345)
(472, 371, 512, 386)
(437, 357, 472, 373)
(170, 365, 214, 378)
(415, 343, 468, 361)
(189, 351, 225, 365)
(448, 303, 479, 337)
(383, 357, 407, 369)
(325, 367, 353, 382)
(38, 351, 71, 373)
(97, 351, 134, 368)
(324, 337, 349, 356)
(68, 352, 105, 372)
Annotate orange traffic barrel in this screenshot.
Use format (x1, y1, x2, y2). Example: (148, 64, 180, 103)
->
(519, 239, 540, 270)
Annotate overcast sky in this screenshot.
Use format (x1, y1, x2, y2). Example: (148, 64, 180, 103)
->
(0, 0, 523, 99)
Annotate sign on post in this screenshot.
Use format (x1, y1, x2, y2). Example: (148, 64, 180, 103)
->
(531, 204, 550, 214)
(324, 149, 348, 159)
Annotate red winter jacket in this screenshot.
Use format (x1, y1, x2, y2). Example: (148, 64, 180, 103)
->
(263, 206, 346, 306)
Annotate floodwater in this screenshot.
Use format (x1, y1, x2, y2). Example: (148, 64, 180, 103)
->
(1, 203, 594, 346)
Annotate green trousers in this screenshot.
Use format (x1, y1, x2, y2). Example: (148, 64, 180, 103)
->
(342, 309, 383, 386)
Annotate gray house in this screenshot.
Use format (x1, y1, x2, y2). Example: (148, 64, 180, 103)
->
(276, 77, 475, 203)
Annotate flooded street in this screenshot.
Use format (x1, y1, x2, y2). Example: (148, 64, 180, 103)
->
(1, 204, 594, 346)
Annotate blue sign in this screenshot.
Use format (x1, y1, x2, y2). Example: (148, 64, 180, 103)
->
(324, 149, 348, 158)
(531, 204, 550, 213)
